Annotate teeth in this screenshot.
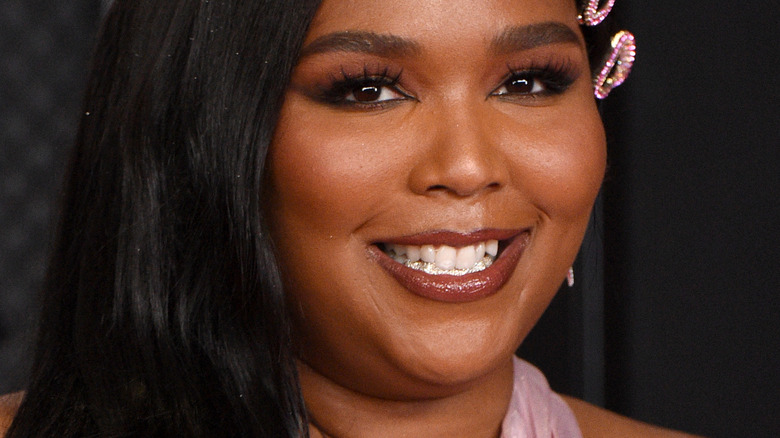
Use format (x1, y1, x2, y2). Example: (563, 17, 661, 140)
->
(420, 245, 436, 263)
(435, 245, 457, 270)
(407, 246, 421, 262)
(475, 241, 486, 260)
(486, 240, 498, 257)
(382, 240, 500, 275)
(455, 245, 476, 270)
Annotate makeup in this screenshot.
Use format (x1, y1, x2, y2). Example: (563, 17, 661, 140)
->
(371, 229, 530, 303)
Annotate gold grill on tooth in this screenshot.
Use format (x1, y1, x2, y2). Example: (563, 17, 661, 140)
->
(404, 255, 494, 275)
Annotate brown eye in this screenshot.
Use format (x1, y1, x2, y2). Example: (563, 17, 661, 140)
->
(322, 70, 413, 107)
(345, 84, 406, 103)
(351, 86, 382, 102)
(491, 72, 546, 97)
(506, 77, 533, 94)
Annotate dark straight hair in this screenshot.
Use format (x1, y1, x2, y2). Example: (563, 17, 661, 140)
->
(8, 0, 321, 436)
(8, 1, 610, 437)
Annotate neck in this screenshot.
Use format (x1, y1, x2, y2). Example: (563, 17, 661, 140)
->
(299, 358, 515, 438)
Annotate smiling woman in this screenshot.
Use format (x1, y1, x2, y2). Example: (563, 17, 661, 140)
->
(0, 0, 695, 437)
(269, 1, 605, 432)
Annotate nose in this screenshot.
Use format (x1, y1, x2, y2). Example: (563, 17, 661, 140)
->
(408, 104, 508, 198)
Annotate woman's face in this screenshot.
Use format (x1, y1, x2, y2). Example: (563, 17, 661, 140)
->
(268, 0, 605, 398)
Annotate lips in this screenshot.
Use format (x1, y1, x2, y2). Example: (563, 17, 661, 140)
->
(370, 229, 530, 303)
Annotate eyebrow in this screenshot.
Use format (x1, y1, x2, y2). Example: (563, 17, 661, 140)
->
(490, 22, 582, 54)
(299, 31, 421, 58)
(298, 22, 581, 59)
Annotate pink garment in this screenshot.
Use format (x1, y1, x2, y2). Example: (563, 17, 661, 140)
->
(500, 357, 583, 438)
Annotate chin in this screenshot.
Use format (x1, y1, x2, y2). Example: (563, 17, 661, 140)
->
(377, 317, 521, 392)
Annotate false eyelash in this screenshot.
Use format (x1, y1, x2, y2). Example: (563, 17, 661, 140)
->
(502, 59, 580, 96)
(315, 66, 406, 106)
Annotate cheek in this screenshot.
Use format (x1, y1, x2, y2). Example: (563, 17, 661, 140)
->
(266, 101, 376, 334)
(495, 102, 606, 304)
(498, 105, 606, 226)
(532, 125, 605, 220)
(267, 99, 403, 240)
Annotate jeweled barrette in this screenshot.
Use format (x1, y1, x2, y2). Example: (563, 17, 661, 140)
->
(578, 0, 616, 26)
(593, 30, 636, 99)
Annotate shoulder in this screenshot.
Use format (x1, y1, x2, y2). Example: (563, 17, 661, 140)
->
(0, 392, 23, 437)
(561, 395, 704, 438)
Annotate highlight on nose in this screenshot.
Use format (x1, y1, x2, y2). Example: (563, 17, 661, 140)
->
(409, 117, 507, 198)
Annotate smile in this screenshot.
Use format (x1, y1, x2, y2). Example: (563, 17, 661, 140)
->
(371, 229, 530, 303)
(380, 240, 499, 275)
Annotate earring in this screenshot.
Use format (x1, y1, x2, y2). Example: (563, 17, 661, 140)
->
(567, 267, 575, 287)
(578, 0, 616, 26)
(594, 30, 636, 99)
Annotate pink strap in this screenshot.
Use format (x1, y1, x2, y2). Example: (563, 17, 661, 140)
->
(500, 357, 583, 437)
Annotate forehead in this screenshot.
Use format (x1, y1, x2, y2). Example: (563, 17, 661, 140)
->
(307, 0, 581, 42)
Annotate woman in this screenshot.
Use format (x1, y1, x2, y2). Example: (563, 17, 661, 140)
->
(1, 0, 695, 436)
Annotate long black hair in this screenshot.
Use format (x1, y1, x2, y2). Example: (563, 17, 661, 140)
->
(8, 0, 321, 436)
(8, 1, 611, 437)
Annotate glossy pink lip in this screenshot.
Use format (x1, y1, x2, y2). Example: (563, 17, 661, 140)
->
(369, 229, 530, 303)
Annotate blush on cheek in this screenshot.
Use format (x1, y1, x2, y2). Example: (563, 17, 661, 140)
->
(508, 130, 606, 222)
(269, 107, 417, 235)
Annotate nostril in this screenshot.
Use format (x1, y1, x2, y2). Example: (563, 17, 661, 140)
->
(425, 180, 501, 197)
(409, 145, 508, 197)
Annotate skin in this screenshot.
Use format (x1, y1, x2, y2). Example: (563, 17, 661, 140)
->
(0, 392, 21, 436)
(267, 0, 607, 436)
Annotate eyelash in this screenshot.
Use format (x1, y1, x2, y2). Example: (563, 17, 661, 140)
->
(492, 61, 578, 99)
(314, 61, 578, 109)
(315, 67, 410, 109)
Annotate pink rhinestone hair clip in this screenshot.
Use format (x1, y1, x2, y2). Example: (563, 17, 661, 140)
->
(576, 1, 637, 98)
(594, 30, 636, 99)
(578, 0, 616, 26)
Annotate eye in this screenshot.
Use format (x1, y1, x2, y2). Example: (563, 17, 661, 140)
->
(316, 68, 414, 109)
(490, 65, 577, 99)
(346, 84, 407, 103)
(492, 72, 547, 97)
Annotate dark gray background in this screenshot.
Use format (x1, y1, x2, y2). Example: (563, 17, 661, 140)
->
(1, 1, 778, 437)
(0, 0, 98, 394)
